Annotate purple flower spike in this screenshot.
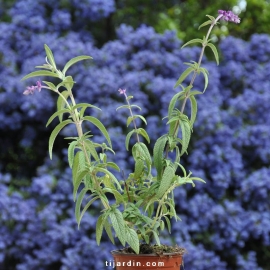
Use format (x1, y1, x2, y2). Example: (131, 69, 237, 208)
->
(23, 80, 43, 95)
(218, 10, 240, 23)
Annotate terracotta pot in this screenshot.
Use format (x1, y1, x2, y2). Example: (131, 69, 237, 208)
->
(111, 250, 184, 270)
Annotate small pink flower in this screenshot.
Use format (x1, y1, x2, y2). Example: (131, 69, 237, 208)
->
(118, 88, 126, 95)
(23, 80, 43, 95)
(218, 10, 240, 24)
(36, 80, 42, 92)
(23, 86, 36, 95)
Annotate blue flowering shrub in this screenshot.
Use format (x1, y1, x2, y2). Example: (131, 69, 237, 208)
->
(0, 1, 270, 269)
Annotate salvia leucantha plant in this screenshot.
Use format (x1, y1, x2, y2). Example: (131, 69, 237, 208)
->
(22, 10, 240, 254)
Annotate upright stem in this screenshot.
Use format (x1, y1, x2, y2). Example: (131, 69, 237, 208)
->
(165, 15, 223, 159)
(124, 93, 140, 143)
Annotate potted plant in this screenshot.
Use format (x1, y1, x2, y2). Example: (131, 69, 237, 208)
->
(22, 10, 240, 269)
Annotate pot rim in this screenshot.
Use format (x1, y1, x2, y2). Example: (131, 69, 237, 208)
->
(111, 250, 185, 257)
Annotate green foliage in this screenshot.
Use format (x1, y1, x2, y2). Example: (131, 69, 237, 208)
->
(22, 11, 228, 252)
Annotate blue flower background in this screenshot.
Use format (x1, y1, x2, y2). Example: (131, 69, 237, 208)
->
(0, 1, 270, 269)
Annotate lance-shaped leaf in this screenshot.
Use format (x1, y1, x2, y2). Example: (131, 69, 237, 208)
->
(21, 70, 60, 81)
(198, 20, 212, 30)
(96, 215, 105, 245)
(126, 115, 147, 127)
(134, 159, 144, 180)
(75, 187, 87, 224)
(151, 230, 161, 246)
(73, 169, 88, 201)
(199, 67, 209, 92)
(62, 55, 93, 76)
(156, 165, 175, 198)
(168, 90, 185, 117)
(180, 117, 191, 155)
(109, 209, 126, 246)
(164, 216, 171, 233)
(85, 140, 99, 161)
(46, 109, 71, 127)
(44, 44, 56, 68)
(104, 219, 115, 245)
(95, 167, 122, 191)
(71, 103, 101, 119)
(153, 136, 168, 181)
(137, 128, 150, 143)
(48, 119, 72, 159)
(57, 90, 70, 121)
(125, 130, 135, 150)
(42, 81, 56, 91)
(189, 95, 197, 127)
(174, 67, 194, 88)
(116, 104, 141, 111)
(207, 43, 219, 65)
(181, 38, 203, 49)
(68, 141, 77, 168)
(78, 195, 99, 226)
(126, 227, 140, 254)
(83, 116, 112, 147)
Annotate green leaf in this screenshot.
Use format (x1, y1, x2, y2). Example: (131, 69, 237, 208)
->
(189, 90, 203, 96)
(21, 70, 60, 81)
(42, 81, 56, 90)
(84, 140, 99, 161)
(126, 227, 140, 254)
(151, 230, 161, 246)
(44, 44, 56, 68)
(96, 167, 122, 191)
(189, 96, 197, 127)
(164, 216, 171, 233)
(181, 38, 203, 49)
(116, 104, 141, 111)
(109, 209, 126, 246)
(96, 215, 104, 245)
(180, 118, 191, 155)
(48, 119, 72, 159)
(71, 103, 101, 119)
(156, 165, 175, 198)
(200, 68, 209, 92)
(153, 136, 168, 181)
(46, 109, 71, 127)
(68, 141, 77, 168)
(75, 187, 87, 225)
(198, 20, 212, 30)
(137, 128, 150, 144)
(207, 43, 219, 65)
(104, 219, 115, 245)
(83, 116, 112, 147)
(174, 67, 194, 88)
(206, 15, 216, 21)
(78, 196, 99, 226)
(57, 90, 70, 121)
(106, 162, 120, 171)
(125, 130, 135, 150)
(134, 159, 144, 180)
(63, 75, 75, 91)
(127, 115, 147, 127)
(168, 90, 185, 117)
(62, 55, 92, 76)
(73, 169, 88, 201)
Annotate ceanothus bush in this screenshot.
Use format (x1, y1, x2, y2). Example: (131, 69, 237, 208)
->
(0, 1, 269, 269)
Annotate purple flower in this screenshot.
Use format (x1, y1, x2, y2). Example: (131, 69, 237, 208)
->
(118, 88, 126, 95)
(23, 80, 43, 95)
(218, 10, 240, 24)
